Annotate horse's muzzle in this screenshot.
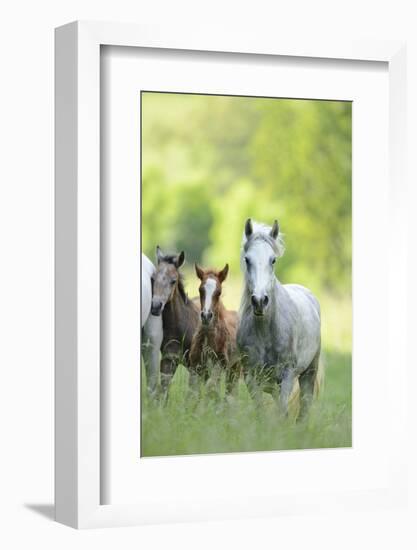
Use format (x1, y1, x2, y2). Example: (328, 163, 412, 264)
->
(201, 310, 213, 325)
(251, 294, 269, 316)
(151, 300, 163, 316)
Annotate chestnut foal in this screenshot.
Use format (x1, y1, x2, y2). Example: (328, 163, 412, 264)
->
(189, 264, 239, 395)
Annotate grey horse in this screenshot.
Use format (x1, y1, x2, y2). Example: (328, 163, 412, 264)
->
(237, 219, 321, 418)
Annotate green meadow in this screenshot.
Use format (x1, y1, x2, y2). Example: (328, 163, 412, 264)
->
(141, 275, 351, 456)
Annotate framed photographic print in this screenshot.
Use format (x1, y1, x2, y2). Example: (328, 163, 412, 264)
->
(138, 92, 353, 458)
(55, 22, 407, 528)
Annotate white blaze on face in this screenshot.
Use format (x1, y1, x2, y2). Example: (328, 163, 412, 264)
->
(203, 278, 217, 314)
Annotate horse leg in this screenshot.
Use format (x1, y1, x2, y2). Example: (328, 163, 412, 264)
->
(188, 361, 206, 398)
(225, 361, 240, 396)
(188, 369, 201, 395)
(298, 349, 320, 420)
(189, 346, 205, 397)
(278, 368, 295, 417)
(160, 352, 178, 401)
(142, 314, 163, 398)
(245, 370, 264, 410)
(206, 362, 222, 400)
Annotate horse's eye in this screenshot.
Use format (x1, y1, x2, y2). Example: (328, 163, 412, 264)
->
(271, 258, 276, 265)
(170, 278, 177, 285)
(245, 257, 250, 266)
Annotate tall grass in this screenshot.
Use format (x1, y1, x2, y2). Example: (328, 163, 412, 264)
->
(141, 293, 351, 457)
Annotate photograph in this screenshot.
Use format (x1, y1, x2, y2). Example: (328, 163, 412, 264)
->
(140, 91, 352, 457)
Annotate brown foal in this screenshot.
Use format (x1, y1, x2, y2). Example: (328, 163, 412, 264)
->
(151, 247, 200, 397)
(189, 263, 239, 394)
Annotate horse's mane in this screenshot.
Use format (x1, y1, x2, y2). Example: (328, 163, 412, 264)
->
(241, 221, 285, 258)
(176, 272, 188, 304)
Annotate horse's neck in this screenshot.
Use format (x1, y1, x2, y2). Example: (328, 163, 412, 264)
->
(213, 303, 230, 338)
(271, 277, 282, 305)
(163, 294, 182, 324)
(264, 281, 280, 321)
(164, 291, 194, 331)
(214, 301, 227, 325)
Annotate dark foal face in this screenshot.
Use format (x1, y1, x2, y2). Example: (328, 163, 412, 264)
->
(195, 263, 229, 326)
(151, 247, 185, 316)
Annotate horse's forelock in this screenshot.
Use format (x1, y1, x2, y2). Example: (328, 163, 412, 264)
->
(200, 269, 219, 280)
(160, 253, 179, 265)
(243, 233, 278, 254)
(241, 221, 285, 257)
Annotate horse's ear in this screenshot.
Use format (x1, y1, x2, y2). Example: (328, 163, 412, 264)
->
(195, 263, 204, 280)
(245, 218, 253, 239)
(176, 251, 185, 268)
(270, 220, 279, 240)
(156, 245, 164, 264)
(218, 263, 229, 283)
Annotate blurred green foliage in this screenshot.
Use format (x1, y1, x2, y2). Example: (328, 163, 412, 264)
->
(142, 92, 351, 294)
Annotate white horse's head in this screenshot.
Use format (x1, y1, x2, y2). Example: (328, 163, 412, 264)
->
(241, 218, 285, 316)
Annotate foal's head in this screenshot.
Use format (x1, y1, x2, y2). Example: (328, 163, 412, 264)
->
(242, 218, 284, 316)
(195, 263, 229, 327)
(150, 246, 186, 316)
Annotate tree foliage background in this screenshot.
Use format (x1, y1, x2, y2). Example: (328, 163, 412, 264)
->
(142, 92, 351, 296)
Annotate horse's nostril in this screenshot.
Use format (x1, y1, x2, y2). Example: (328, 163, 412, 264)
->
(251, 294, 268, 311)
(152, 301, 162, 312)
(201, 311, 213, 323)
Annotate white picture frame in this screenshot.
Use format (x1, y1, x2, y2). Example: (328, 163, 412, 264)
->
(55, 21, 407, 529)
